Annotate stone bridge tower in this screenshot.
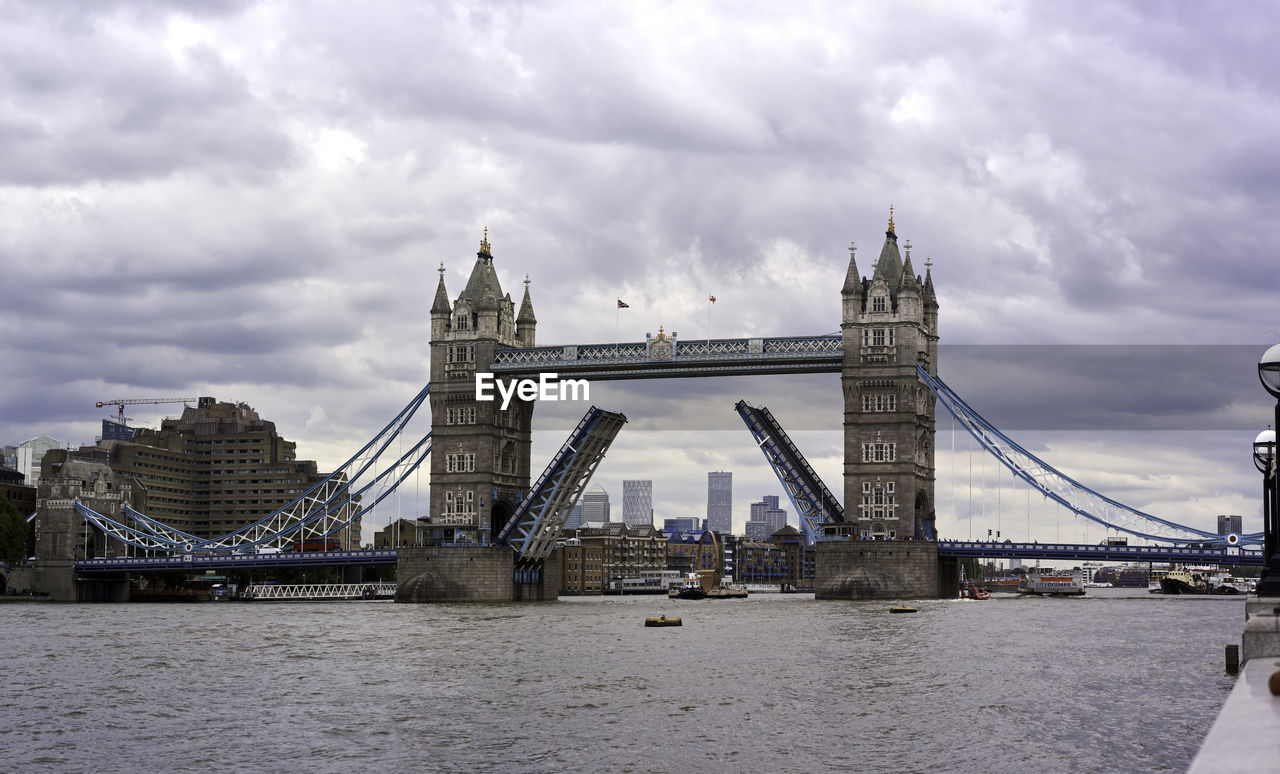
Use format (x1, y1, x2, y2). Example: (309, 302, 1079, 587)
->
(840, 209, 939, 540)
(428, 230, 537, 543)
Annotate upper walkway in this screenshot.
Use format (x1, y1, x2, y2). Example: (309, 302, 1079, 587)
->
(491, 334, 843, 380)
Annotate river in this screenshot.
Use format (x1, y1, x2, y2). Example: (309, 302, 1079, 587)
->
(2, 587, 1243, 773)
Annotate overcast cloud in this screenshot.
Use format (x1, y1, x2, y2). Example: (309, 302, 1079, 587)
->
(2, 1, 1277, 540)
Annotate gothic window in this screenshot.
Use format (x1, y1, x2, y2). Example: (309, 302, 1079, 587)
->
(456, 314, 469, 331)
(872, 295, 886, 313)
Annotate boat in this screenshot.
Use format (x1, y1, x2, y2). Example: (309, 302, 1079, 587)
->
(668, 573, 709, 600)
(960, 583, 990, 600)
(1159, 568, 1210, 595)
(1018, 568, 1085, 596)
(645, 615, 682, 627)
(706, 585, 749, 599)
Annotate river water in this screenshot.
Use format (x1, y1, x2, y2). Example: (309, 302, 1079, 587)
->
(2, 588, 1244, 773)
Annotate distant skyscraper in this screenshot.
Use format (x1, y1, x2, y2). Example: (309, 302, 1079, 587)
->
(623, 480, 653, 527)
(707, 471, 732, 533)
(1217, 514, 1243, 535)
(581, 484, 611, 523)
(564, 502, 584, 531)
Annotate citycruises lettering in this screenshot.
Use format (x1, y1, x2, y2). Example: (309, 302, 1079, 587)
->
(474, 373, 590, 410)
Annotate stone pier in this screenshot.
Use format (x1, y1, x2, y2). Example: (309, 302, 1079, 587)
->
(816, 540, 955, 599)
(395, 546, 558, 602)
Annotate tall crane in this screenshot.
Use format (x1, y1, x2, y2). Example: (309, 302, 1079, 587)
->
(95, 397, 200, 424)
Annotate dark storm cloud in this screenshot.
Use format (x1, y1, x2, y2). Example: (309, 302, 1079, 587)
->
(2, 0, 1278, 533)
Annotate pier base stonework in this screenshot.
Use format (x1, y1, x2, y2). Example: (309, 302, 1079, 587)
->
(395, 546, 558, 602)
(816, 540, 942, 600)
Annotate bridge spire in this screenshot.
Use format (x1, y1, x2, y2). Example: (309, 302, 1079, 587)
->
(431, 263, 451, 316)
(842, 240, 863, 302)
(517, 273, 537, 346)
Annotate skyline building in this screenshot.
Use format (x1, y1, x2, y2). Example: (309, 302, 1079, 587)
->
(581, 483, 610, 523)
(622, 479, 653, 528)
(1217, 514, 1243, 535)
(662, 516, 700, 533)
(16, 434, 61, 489)
(706, 471, 732, 533)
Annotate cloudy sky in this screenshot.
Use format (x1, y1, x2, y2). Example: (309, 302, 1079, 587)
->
(2, 1, 1277, 542)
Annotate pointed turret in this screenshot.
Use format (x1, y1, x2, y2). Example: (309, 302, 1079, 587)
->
(517, 275, 537, 346)
(841, 240, 863, 324)
(899, 240, 921, 295)
(871, 206, 904, 297)
(431, 263, 451, 315)
(430, 263, 452, 341)
(923, 257, 937, 308)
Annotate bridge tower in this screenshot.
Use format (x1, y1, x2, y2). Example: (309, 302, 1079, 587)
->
(428, 230, 537, 543)
(840, 208, 939, 540)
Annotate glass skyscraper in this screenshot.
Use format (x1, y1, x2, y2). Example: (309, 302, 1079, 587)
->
(706, 471, 732, 533)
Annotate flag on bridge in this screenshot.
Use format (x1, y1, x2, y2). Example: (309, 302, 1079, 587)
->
(617, 299, 629, 308)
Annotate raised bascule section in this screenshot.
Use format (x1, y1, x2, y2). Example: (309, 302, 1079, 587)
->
(735, 400, 845, 544)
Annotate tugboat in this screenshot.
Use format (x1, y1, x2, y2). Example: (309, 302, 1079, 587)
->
(668, 573, 708, 600)
(1159, 567, 1209, 594)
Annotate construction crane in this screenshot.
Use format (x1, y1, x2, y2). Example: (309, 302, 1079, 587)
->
(95, 397, 199, 425)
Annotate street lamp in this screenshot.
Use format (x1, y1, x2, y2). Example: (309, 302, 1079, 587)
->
(1256, 343, 1280, 596)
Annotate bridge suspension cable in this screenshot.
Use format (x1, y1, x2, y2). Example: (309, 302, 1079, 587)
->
(917, 366, 1259, 546)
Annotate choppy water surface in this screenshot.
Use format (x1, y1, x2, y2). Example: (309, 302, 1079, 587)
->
(2, 588, 1242, 773)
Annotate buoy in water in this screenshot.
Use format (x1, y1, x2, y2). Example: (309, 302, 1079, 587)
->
(645, 615, 682, 627)
(889, 606, 918, 614)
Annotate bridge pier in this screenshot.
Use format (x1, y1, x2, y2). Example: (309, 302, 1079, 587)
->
(395, 546, 558, 602)
(816, 540, 954, 599)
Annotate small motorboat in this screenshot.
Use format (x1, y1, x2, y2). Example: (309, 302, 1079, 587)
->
(645, 615, 682, 627)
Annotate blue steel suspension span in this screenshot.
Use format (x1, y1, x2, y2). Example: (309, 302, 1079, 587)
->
(916, 364, 1261, 547)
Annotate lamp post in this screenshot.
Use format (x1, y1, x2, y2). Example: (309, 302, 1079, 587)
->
(1256, 343, 1280, 597)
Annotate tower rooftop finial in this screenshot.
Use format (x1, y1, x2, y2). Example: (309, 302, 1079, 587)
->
(439, 262, 445, 277)
(524, 273, 530, 288)
(888, 205, 895, 235)
(480, 227, 491, 255)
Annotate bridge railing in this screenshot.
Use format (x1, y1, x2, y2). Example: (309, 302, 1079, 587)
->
(491, 334, 843, 375)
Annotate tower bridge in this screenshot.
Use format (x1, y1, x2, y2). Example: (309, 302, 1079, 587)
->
(36, 209, 1262, 603)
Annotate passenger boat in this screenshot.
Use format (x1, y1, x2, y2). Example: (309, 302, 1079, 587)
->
(1018, 568, 1085, 596)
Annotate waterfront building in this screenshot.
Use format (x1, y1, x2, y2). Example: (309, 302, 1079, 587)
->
(1217, 514, 1243, 535)
(839, 210, 938, 540)
(580, 483, 610, 523)
(374, 518, 423, 548)
(0, 464, 37, 521)
(622, 479, 653, 528)
(738, 525, 814, 587)
(559, 523, 667, 594)
(16, 435, 61, 490)
(745, 520, 769, 541)
(706, 471, 732, 533)
(83, 397, 358, 544)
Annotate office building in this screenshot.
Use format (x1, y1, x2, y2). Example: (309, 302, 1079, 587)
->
(622, 479, 653, 528)
(662, 517, 699, 533)
(17, 435, 61, 490)
(1217, 514, 1243, 535)
(580, 483, 610, 523)
(94, 397, 359, 544)
(706, 471, 732, 533)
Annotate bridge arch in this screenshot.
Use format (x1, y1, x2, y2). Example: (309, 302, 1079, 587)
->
(489, 498, 515, 541)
